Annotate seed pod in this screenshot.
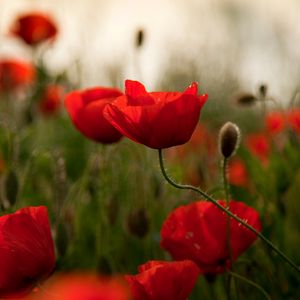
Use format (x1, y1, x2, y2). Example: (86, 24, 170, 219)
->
(219, 122, 240, 158)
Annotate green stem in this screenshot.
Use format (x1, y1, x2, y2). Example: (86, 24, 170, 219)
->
(229, 271, 271, 300)
(223, 157, 233, 265)
(158, 149, 300, 274)
(223, 157, 233, 300)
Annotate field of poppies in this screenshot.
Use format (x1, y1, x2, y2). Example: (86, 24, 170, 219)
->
(0, 8, 300, 300)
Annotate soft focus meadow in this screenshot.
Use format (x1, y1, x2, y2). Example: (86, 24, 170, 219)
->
(0, 1, 300, 300)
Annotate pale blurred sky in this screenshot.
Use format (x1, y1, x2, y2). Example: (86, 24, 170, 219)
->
(1, 0, 300, 102)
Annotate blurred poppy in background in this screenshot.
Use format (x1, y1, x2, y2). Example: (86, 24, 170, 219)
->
(27, 273, 130, 300)
(287, 108, 300, 135)
(125, 260, 200, 300)
(10, 12, 57, 46)
(104, 80, 208, 149)
(227, 158, 248, 187)
(161, 200, 261, 274)
(65, 87, 123, 143)
(39, 84, 64, 116)
(0, 59, 35, 93)
(0, 206, 55, 298)
(265, 111, 285, 135)
(245, 133, 270, 164)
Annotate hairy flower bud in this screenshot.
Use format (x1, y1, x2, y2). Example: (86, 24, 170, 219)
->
(235, 93, 257, 106)
(219, 122, 240, 158)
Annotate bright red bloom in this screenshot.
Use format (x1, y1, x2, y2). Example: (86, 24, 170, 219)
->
(245, 133, 270, 164)
(125, 260, 200, 300)
(10, 12, 57, 46)
(227, 158, 248, 187)
(39, 84, 64, 116)
(265, 111, 285, 135)
(287, 108, 300, 134)
(0, 59, 35, 93)
(104, 80, 208, 149)
(65, 87, 123, 143)
(161, 200, 261, 274)
(0, 206, 55, 298)
(27, 273, 130, 300)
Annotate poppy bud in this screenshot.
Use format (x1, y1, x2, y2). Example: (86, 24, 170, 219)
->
(219, 122, 240, 158)
(127, 207, 149, 239)
(258, 84, 267, 98)
(135, 29, 144, 48)
(235, 93, 257, 106)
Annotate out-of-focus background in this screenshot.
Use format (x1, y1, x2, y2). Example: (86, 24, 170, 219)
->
(1, 2, 300, 299)
(1, 0, 300, 103)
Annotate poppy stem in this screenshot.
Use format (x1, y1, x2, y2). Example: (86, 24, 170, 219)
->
(158, 149, 300, 274)
(228, 271, 271, 300)
(223, 157, 234, 300)
(222, 157, 233, 265)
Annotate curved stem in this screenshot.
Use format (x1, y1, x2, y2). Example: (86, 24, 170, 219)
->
(158, 149, 300, 274)
(229, 271, 271, 300)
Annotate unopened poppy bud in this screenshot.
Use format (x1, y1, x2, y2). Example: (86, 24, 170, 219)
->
(219, 122, 240, 158)
(135, 29, 144, 48)
(127, 207, 149, 239)
(258, 84, 267, 98)
(235, 93, 257, 106)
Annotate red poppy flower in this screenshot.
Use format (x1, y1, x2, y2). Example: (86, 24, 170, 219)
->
(10, 12, 57, 46)
(160, 200, 261, 274)
(227, 158, 248, 187)
(27, 273, 130, 300)
(104, 80, 208, 149)
(245, 133, 270, 164)
(287, 108, 300, 134)
(0, 206, 55, 298)
(65, 87, 123, 143)
(125, 260, 200, 300)
(0, 59, 35, 93)
(39, 84, 64, 116)
(265, 111, 285, 135)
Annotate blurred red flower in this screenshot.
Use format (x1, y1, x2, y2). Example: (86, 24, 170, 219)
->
(227, 158, 248, 187)
(27, 273, 130, 300)
(125, 260, 199, 300)
(0, 59, 35, 93)
(287, 108, 300, 134)
(265, 111, 285, 135)
(39, 84, 64, 116)
(245, 133, 270, 164)
(160, 200, 261, 274)
(10, 12, 57, 46)
(104, 80, 208, 149)
(0, 206, 55, 298)
(65, 87, 123, 143)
